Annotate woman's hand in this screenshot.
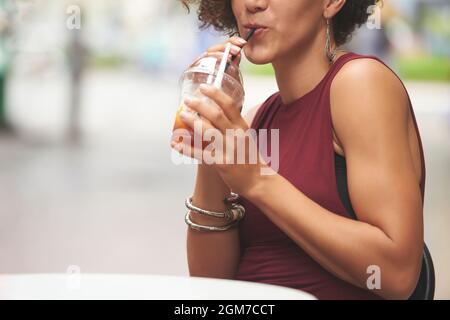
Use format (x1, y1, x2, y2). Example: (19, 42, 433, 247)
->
(196, 36, 247, 67)
(170, 83, 272, 198)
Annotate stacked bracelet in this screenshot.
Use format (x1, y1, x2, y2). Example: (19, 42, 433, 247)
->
(184, 211, 240, 232)
(185, 197, 232, 220)
(184, 194, 245, 232)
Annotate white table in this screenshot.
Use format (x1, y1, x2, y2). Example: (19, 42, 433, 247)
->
(0, 274, 316, 300)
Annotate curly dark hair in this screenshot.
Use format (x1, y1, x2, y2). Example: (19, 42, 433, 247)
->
(181, 0, 381, 46)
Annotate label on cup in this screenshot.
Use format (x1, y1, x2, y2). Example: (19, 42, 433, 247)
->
(191, 57, 217, 75)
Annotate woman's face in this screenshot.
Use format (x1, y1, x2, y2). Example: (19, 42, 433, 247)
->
(231, 0, 326, 64)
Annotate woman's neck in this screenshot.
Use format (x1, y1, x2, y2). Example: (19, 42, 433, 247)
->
(272, 34, 338, 105)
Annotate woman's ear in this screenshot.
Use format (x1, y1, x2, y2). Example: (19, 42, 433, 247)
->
(323, 0, 346, 19)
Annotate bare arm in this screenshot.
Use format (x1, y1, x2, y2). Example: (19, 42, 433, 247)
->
(244, 60, 423, 299)
(187, 103, 262, 279)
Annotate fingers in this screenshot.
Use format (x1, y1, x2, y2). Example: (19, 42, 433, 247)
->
(171, 130, 221, 163)
(177, 106, 225, 138)
(207, 36, 246, 52)
(207, 43, 242, 56)
(189, 36, 247, 69)
(171, 138, 208, 162)
(228, 36, 248, 47)
(183, 95, 233, 133)
(198, 84, 242, 123)
(205, 36, 246, 65)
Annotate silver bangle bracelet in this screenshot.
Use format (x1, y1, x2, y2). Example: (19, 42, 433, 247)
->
(228, 202, 245, 222)
(185, 196, 245, 221)
(184, 194, 245, 232)
(185, 210, 240, 232)
(185, 197, 231, 219)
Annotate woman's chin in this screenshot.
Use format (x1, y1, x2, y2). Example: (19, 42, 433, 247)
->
(244, 51, 273, 65)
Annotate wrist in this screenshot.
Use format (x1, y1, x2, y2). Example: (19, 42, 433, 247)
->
(194, 164, 230, 212)
(243, 168, 279, 204)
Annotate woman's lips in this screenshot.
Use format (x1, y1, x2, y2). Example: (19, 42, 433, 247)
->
(253, 27, 267, 38)
(244, 27, 268, 40)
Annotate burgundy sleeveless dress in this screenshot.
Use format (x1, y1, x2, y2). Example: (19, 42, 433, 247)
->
(234, 52, 426, 300)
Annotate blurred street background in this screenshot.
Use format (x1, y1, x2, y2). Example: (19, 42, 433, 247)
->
(0, 0, 449, 298)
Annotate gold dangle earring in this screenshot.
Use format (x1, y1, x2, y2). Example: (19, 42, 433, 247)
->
(325, 19, 337, 64)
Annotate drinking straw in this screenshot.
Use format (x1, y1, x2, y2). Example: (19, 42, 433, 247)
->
(233, 27, 257, 62)
(225, 28, 257, 72)
(213, 42, 232, 88)
(245, 27, 257, 41)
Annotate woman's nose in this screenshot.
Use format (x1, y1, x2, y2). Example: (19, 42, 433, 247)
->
(244, 0, 268, 13)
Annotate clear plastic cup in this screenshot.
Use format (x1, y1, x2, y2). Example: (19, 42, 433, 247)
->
(172, 54, 245, 148)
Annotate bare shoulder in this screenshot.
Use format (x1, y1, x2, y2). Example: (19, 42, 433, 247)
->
(330, 57, 410, 149)
(243, 103, 263, 127)
(331, 57, 409, 110)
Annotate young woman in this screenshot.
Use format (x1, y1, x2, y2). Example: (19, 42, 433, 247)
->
(172, 0, 425, 300)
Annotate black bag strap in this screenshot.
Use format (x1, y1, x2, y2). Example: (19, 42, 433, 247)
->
(334, 153, 435, 299)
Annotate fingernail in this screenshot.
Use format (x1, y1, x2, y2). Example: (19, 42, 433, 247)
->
(231, 45, 241, 55)
(236, 38, 247, 45)
(199, 83, 210, 91)
(183, 96, 192, 105)
(180, 111, 190, 120)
